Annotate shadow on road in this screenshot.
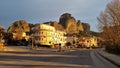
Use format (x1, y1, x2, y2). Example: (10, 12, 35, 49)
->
(0, 50, 93, 68)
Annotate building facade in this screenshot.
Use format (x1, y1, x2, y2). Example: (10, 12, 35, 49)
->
(78, 37, 98, 48)
(32, 24, 66, 48)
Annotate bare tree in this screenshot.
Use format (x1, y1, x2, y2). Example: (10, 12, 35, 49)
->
(98, 0, 120, 53)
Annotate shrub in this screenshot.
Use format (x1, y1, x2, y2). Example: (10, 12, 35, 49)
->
(105, 44, 120, 54)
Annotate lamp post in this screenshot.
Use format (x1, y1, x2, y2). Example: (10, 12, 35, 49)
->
(30, 34, 34, 50)
(32, 37, 34, 49)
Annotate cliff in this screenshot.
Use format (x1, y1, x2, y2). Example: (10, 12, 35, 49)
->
(7, 20, 30, 33)
(59, 13, 90, 34)
(7, 13, 91, 35)
(44, 21, 64, 31)
(59, 13, 77, 34)
(82, 23, 90, 32)
(77, 20, 84, 32)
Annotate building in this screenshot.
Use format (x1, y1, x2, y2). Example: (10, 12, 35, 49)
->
(55, 30, 67, 47)
(78, 37, 98, 48)
(32, 24, 66, 48)
(12, 32, 29, 41)
(89, 37, 98, 48)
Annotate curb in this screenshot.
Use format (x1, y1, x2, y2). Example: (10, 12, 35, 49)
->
(2, 46, 31, 52)
(97, 51, 120, 67)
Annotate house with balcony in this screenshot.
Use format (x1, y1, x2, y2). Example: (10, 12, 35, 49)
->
(32, 24, 66, 48)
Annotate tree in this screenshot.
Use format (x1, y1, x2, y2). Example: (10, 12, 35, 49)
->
(97, 0, 120, 53)
(0, 26, 6, 33)
(0, 26, 6, 41)
(3, 33, 13, 45)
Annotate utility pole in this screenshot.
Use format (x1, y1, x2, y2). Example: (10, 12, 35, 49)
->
(32, 37, 34, 50)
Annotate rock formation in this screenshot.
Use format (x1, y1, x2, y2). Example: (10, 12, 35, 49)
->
(44, 21, 64, 31)
(7, 20, 30, 33)
(59, 13, 77, 34)
(59, 13, 90, 34)
(7, 13, 91, 35)
(77, 20, 84, 32)
(82, 23, 90, 32)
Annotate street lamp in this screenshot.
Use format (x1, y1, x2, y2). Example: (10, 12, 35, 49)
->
(32, 37, 34, 49)
(30, 34, 34, 50)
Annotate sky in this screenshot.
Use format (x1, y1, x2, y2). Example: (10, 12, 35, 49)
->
(0, 0, 112, 32)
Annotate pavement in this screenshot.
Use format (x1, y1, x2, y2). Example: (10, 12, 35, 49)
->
(3, 46, 31, 52)
(1, 46, 63, 53)
(97, 49, 120, 67)
(1, 46, 120, 67)
(2, 46, 74, 52)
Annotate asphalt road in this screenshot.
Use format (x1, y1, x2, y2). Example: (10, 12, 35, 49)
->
(0, 48, 118, 68)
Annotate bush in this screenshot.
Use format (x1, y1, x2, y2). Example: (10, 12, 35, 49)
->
(65, 42, 71, 46)
(105, 44, 120, 54)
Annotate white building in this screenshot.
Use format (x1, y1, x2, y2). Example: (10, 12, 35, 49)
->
(32, 24, 66, 48)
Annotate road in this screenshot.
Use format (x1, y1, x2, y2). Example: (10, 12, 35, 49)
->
(0, 48, 118, 68)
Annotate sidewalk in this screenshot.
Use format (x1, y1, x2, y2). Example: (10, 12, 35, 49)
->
(3, 46, 31, 52)
(97, 49, 120, 67)
(2, 46, 59, 52)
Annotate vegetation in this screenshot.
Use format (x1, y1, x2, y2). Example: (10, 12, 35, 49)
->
(0, 26, 6, 33)
(0, 26, 6, 42)
(98, 0, 120, 54)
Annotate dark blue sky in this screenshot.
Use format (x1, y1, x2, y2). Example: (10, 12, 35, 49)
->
(0, 0, 111, 32)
